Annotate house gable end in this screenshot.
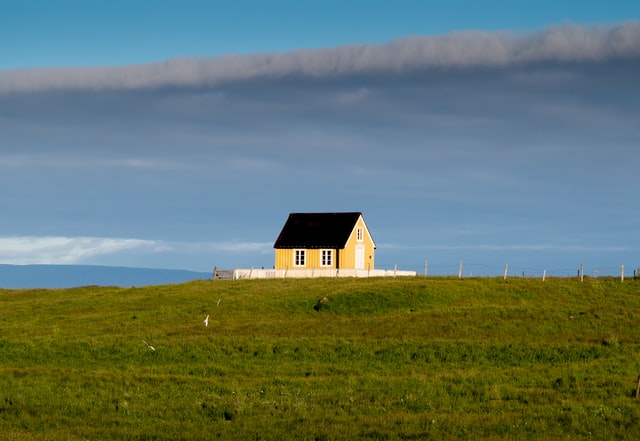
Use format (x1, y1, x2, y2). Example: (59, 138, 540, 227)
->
(343, 214, 377, 250)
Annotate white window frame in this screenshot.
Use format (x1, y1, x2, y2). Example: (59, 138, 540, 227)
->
(294, 249, 306, 267)
(356, 227, 364, 242)
(321, 249, 333, 267)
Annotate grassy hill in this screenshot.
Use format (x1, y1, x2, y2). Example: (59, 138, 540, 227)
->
(1, 277, 640, 440)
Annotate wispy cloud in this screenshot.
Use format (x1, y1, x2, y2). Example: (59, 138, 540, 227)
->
(0, 155, 192, 171)
(1, 21, 638, 93)
(0, 236, 156, 265)
(0, 236, 273, 266)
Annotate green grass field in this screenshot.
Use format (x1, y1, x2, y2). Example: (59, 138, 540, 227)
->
(1, 276, 640, 440)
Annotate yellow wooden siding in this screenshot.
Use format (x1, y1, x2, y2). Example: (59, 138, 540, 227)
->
(274, 248, 338, 269)
(274, 248, 293, 269)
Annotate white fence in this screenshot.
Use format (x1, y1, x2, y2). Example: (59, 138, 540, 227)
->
(233, 268, 417, 280)
(416, 260, 636, 281)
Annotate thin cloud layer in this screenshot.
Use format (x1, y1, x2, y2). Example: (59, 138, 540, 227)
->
(1, 21, 638, 93)
(0, 236, 273, 267)
(0, 236, 156, 265)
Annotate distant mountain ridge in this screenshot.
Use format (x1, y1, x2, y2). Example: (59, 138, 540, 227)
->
(0, 264, 212, 289)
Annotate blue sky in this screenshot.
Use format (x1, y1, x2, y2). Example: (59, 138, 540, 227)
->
(1, 1, 640, 276)
(3, 0, 639, 69)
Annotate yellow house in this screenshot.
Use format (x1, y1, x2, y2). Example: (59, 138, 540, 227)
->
(273, 212, 376, 270)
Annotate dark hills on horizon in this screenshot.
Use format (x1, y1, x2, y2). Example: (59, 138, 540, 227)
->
(0, 264, 212, 289)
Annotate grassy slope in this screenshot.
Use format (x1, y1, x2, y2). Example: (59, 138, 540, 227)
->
(1, 277, 640, 440)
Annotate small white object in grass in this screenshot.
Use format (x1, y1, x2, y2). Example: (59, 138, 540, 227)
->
(142, 340, 155, 351)
(204, 314, 209, 327)
(217, 298, 223, 307)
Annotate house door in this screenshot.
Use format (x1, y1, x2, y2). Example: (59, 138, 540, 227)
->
(355, 245, 365, 270)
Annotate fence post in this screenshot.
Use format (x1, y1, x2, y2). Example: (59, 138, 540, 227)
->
(542, 269, 546, 282)
(503, 264, 509, 280)
(424, 260, 428, 277)
(621, 264, 625, 283)
(458, 260, 463, 279)
(580, 264, 584, 282)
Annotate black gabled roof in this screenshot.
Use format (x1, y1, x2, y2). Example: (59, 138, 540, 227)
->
(274, 212, 364, 249)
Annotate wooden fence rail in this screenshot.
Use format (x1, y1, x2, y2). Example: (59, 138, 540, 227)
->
(213, 266, 234, 280)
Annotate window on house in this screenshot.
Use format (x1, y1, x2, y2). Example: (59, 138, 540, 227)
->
(321, 249, 333, 267)
(294, 249, 306, 266)
(356, 227, 364, 242)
